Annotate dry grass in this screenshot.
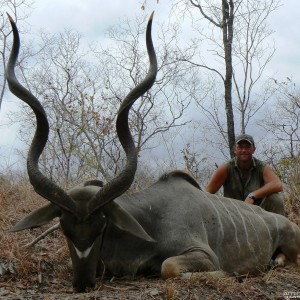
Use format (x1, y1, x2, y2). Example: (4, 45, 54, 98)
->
(285, 185, 300, 227)
(0, 177, 71, 285)
(0, 176, 299, 299)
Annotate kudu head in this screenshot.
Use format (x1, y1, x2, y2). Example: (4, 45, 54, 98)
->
(6, 13, 157, 292)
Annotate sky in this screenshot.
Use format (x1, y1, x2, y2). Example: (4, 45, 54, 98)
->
(1, 0, 300, 171)
(264, 0, 300, 81)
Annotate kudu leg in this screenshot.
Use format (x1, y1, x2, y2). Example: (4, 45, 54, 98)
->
(161, 248, 220, 279)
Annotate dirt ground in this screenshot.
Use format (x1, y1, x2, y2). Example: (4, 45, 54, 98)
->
(0, 265, 299, 299)
(0, 179, 300, 300)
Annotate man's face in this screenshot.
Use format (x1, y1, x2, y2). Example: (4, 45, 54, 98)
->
(234, 141, 256, 163)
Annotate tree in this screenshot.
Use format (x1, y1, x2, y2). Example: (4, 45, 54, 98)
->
(16, 14, 195, 186)
(263, 78, 300, 157)
(95, 15, 194, 152)
(260, 78, 300, 182)
(232, 0, 278, 133)
(173, 0, 279, 158)
(16, 28, 122, 187)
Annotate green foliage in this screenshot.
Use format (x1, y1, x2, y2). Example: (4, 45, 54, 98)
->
(274, 155, 300, 224)
(276, 156, 300, 184)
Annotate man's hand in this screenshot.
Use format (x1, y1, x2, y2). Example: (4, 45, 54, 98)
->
(245, 197, 254, 204)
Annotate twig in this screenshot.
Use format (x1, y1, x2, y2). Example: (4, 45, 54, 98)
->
(23, 223, 60, 248)
(101, 284, 140, 291)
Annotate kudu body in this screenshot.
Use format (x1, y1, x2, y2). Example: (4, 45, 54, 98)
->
(6, 14, 300, 293)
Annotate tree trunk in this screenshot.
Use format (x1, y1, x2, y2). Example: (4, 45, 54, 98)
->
(222, 0, 235, 158)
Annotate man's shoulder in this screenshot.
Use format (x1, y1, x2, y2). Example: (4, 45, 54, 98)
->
(253, 157, 268, 174)
(225, 158, 235, 166)
(253, 157, 267, 167)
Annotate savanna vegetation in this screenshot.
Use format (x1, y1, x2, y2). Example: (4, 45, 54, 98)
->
(0, 0, 300, 298)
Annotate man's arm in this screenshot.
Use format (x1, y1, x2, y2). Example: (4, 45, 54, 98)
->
(245, 164, 283, 204)
(206, 164, 228, 194)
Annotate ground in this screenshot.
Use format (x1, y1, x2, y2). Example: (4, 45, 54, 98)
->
(0, 266, 300, 299)
(0, 255, 300, 300)
(0, 179, 299, 299)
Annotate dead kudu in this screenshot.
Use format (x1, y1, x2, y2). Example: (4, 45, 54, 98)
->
(6, 14, 300, 293)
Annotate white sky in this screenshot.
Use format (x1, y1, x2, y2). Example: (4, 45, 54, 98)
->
(1, 0, 300, 170)
(265, 0, 300, 81)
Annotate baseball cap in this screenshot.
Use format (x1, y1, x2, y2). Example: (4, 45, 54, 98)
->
(235, 134, 255, 146)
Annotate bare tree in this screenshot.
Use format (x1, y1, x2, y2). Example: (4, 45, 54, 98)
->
(255, 77, 300, 191)
(16, 14, 195, 186)
(172, 0, 280, 158)
(261, 78, 300, 160)
(16, 28, 118, 187)
(232, 0, 279, 132)
(96, 15, 194, 152)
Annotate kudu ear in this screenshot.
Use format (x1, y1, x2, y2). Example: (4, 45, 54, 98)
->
(104, 202, 155, 242)
(9, 203, 61, 232)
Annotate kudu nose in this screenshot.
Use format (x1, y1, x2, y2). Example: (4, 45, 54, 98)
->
(73, 279, 96, 293)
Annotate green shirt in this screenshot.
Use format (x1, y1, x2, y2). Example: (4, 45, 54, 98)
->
(223, 157, 266, 200)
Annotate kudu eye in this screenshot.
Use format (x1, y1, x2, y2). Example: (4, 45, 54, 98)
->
(88, 210, 106, 221)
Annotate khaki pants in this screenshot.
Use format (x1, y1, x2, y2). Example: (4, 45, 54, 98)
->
(257, 193, 285, 215)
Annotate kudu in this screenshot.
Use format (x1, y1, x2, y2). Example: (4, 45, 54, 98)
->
(6, 13, 300, 294)
(7, 13, 156, 292)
